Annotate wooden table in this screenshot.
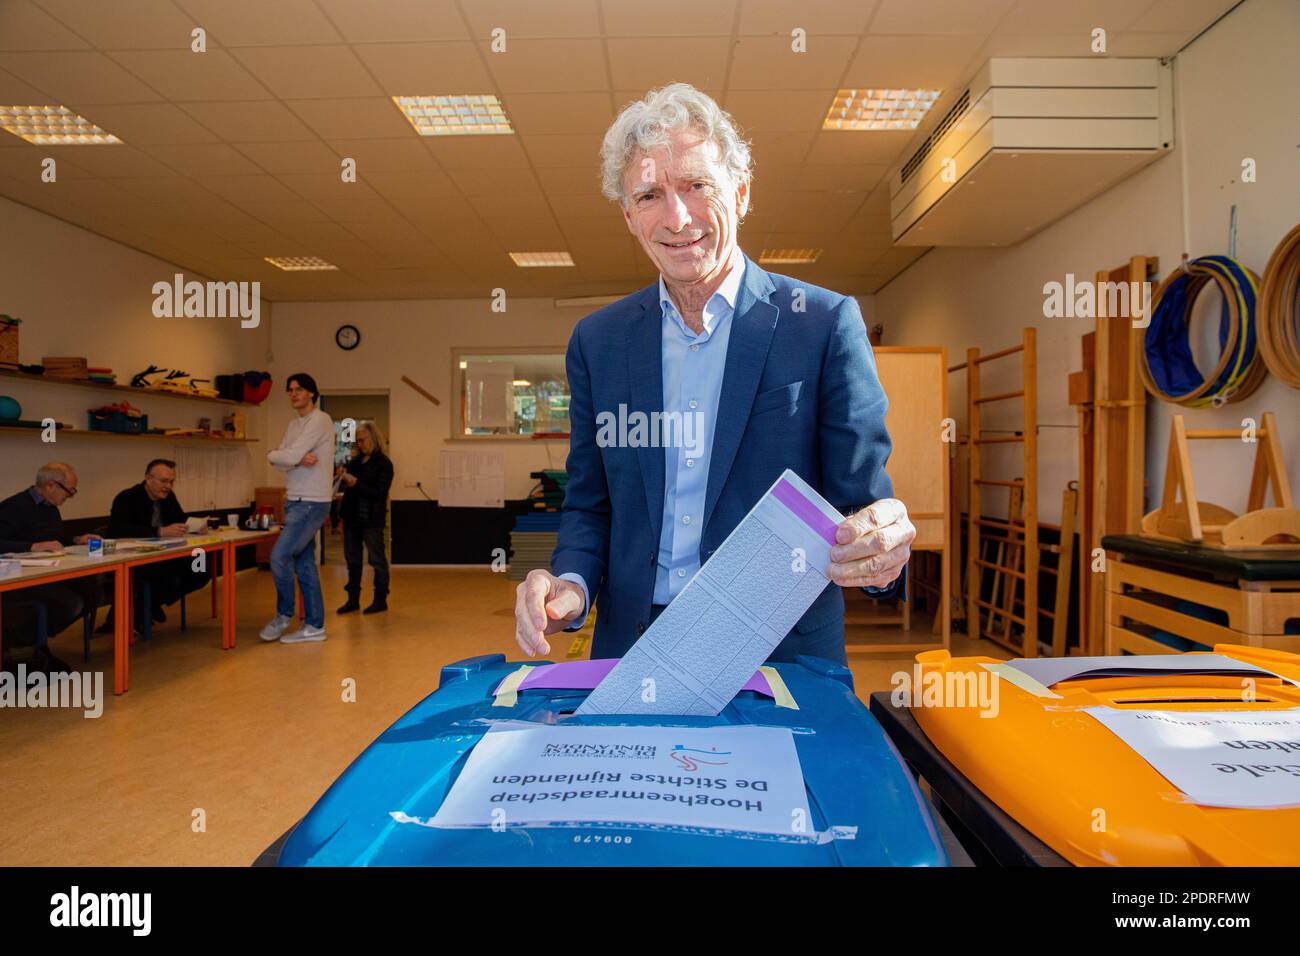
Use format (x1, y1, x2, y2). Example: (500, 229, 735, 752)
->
(1102, 534, 1300, 656)
(2, 527, 281, 695)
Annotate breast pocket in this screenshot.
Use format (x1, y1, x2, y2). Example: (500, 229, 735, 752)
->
(749, 380, 804, 420)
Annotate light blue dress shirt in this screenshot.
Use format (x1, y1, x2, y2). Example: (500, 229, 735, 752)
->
(560, 259, 745, 630)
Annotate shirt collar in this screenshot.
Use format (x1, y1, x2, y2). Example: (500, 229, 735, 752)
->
(27, 485, 48, 506)
(658, 253, 745, 337)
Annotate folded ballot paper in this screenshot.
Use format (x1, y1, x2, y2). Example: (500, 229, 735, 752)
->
(577, 469, 842, 716)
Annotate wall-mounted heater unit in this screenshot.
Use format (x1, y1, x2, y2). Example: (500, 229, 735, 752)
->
(888, 58, 1173, 246)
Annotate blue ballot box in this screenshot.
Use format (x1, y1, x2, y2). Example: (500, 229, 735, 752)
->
(272, 654, 949, 866)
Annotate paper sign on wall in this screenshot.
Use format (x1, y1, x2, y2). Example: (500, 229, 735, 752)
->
(431, 723, 811, 837)
(438, 449, 505, 508)
(1084, 707, 1300, 809)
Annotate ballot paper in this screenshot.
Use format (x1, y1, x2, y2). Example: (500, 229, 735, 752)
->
(578, 469, 839, 716)
(1084, 707, 1300, 809)
(430, 723, 811, 837)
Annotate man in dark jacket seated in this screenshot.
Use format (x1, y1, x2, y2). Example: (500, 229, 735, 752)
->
(105, 458, 209, 629)
(0, 462, 103, 673)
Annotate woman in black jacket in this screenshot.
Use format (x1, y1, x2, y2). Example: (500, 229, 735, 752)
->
(336, 421, 394, 614)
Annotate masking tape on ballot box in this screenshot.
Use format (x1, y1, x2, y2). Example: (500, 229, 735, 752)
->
(758, 666, 799, 710)
(979, 662, 1062, 699)
(492, 665, 534, 707)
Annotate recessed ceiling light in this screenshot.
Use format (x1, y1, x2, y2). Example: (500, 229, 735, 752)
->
(264, 256, 338, 271)
(822, 89, 942, 131)
(759, 248, 822, 265)
(0, 105, 122, 145)
(509, 252, 574, 268)
(393, 94, 513, 136)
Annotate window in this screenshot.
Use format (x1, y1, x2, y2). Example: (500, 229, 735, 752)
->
(454, 349, 569, 438)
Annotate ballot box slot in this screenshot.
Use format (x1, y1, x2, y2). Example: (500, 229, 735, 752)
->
(1109, 696, 1280, 705)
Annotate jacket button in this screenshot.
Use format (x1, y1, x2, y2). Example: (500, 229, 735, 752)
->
(649, 551, 656, 566)
(637, 621, 646, 634)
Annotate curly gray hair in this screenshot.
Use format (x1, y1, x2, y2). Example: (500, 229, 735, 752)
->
(600, 83, 753, 206)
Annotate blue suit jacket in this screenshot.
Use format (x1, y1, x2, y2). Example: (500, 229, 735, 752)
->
(552, 254, 901, 659)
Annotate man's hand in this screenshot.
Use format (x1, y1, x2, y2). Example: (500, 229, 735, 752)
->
(341, 473, 358, 487)
(32, 539, 64, 552)
(827, 498, 914, 589)
(160, 522, 188, 538)
(300, 452, 318, 467)
(514, 569, 585, 658)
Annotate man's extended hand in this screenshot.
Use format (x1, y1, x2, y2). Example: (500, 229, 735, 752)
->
(159, 522, 188, 538)
(513, 569, 585, 658)
(31, 539, 64, 552)
(827, 498, 914, 589)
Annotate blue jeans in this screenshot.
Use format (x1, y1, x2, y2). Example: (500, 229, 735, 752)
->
(271, 500, 330, 628)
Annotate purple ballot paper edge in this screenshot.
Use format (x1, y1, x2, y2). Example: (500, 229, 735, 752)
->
(772, 477, 839, 546)
(509, 659, 774, 698)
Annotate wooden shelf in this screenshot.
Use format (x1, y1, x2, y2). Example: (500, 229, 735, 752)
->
(0, 425, 257, 444)
(0, 367, 260, 407)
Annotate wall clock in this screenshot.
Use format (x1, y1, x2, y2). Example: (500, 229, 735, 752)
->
(336, 324, 361, 350)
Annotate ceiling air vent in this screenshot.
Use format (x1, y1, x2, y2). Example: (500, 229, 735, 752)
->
(900, 90, 970, 186)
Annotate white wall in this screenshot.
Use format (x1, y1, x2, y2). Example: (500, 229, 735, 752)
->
(0, 195, 272, 519)
(268, 298, 592, 500)
(874, 0, 1300, 523)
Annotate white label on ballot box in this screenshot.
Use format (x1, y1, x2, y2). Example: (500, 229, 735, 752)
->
(431, 723, 811, 836)
(1084, 707, 1300, 809)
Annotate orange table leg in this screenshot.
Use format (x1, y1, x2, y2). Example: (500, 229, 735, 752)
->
(223, 541, 237, 649)
(211, 553, 218, 619)
(114, 564, 129, 694)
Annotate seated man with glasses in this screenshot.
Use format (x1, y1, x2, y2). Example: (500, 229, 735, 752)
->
(104, 458, 210, 631)
(0, 462, 103, 672)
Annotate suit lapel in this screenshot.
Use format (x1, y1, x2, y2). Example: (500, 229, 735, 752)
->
(703, 256, 779, 532)
(627, 286, 665, 546)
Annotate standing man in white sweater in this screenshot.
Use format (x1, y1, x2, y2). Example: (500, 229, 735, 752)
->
(261, 372, 336, 644)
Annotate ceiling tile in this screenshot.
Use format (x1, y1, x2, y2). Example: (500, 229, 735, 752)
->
(0, 51, 162, 103)
(2, 0, 91, 51)
(114, 175, 222, 203)
(723, 90, 829, 131)
(728, 35, 858, 89)
(462, 0, 601, 38)
(746, 129, 816, 165)
(248, 199, 331, 223)
(424, 133, 529, 169)
(277, 172, 381, 203)
(521, 132, 604, 167)
(971, 33, 1095, 57)
(483, 38, 607, 93)
(0, 65, 56, 104)
(234, 139, 339, 174)
(1126, 0, 1237, 33)
(228, 46, 381, 100)
(842, 34, 986, 88)
(600, 0, 736, 36)
(501, 92, 612, 134)
(793, 162, 889, 192)
(1107, 31, 1196, 56)
(309, 196, 406, 223)
(108, 49, 271, 102)
(44, 143, 182, 179)
(868, 0, 1015, 33)
(325, 138, 437, 172)
(352, 41, 491, 94)
(315, 0, 468, 42)
(179, 99, 319, 141)
(605, 38, 731, 91)
(35, 0, 199, 49)
(445, 165, 541, 197)
(804, 129, 912, 166)
(738, 0, 878, 36)
(285, 97, 413, 140)
(534, 165, 603, 196)
(68, 102, 219, 144)
(192, 174, 304, 204)
(365, 168, 460, 198)
(999, 0, 1158, 34)
(173, 0, 344, 46)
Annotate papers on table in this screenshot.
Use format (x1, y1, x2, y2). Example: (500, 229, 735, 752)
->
(1, 550, 66, 558)
(578, 469, 839, 716)
(430, 723, 811, 836)
(1084, 707, 1300, 809)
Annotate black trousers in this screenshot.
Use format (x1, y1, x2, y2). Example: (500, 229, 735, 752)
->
(1, 579, 97, 647)
(138, 561, 210, 608)
(344, 524, 389, 594)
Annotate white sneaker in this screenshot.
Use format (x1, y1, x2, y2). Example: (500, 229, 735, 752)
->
(281, 623, 327, 644)
(259, 614, 294, 642)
